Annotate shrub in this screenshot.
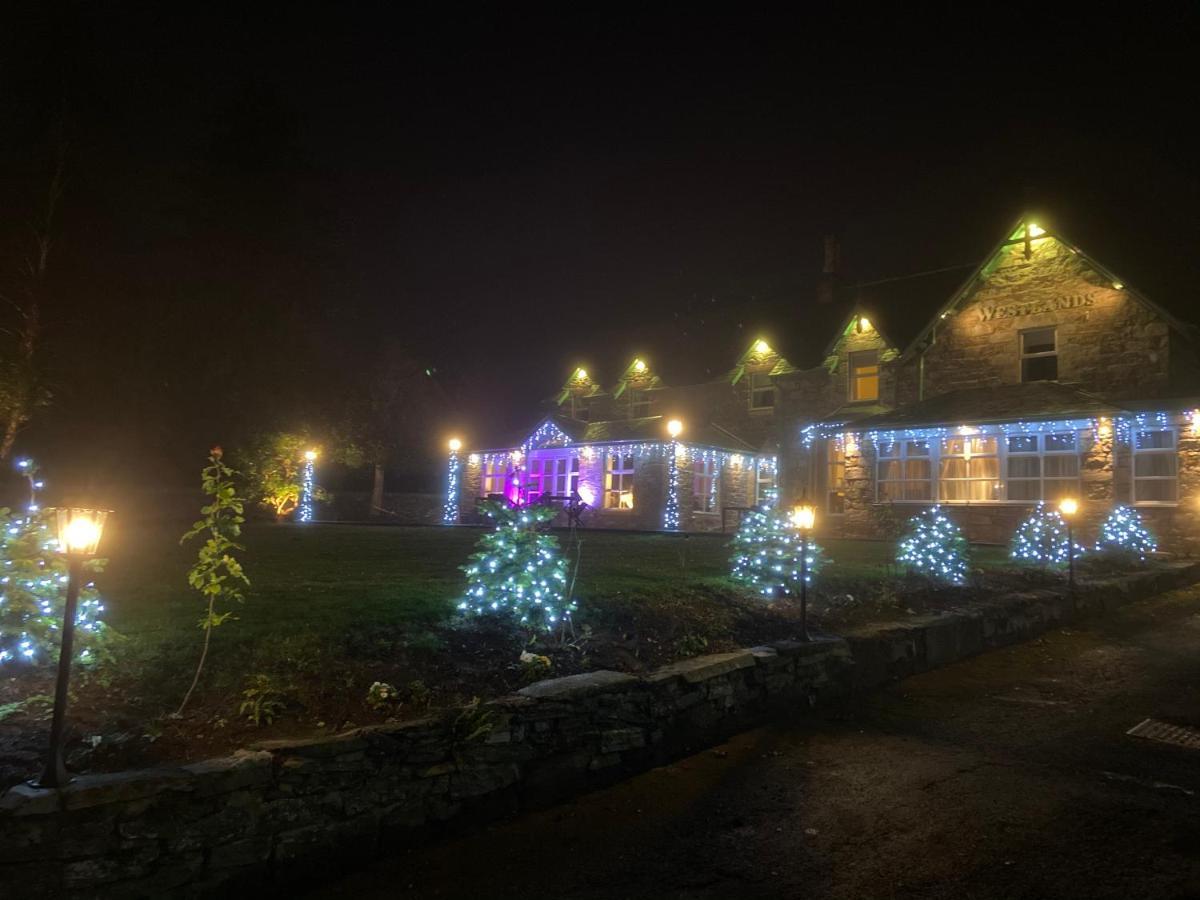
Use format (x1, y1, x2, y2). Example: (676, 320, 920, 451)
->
(897, 506, 970, 584)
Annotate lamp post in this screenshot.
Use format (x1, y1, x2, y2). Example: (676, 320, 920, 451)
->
(791, 503, 816, 641)
(1059, 497, 1079, 596)
(37, 508, 109, 789)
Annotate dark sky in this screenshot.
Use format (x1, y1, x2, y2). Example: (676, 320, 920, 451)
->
(2, 7, 1198, 489)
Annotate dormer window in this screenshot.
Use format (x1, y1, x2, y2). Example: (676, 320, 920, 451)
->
(749, 371, 775, 410)
(849, 350, 880, 402)
(629, 389, 650, 418)
(569, 394, 590, 421)
(1021, 327, 1058, 382)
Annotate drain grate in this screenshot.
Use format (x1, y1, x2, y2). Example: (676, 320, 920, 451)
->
(1127, 718, 1200, 751)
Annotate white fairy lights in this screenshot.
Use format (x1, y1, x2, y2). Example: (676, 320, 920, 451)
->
(298, 449, 318, 523)
(443, 439, 462, 524)
(1095, 505, 1157, 561)
(1010, 502, 1074, 565)
(896, 505, 970, 584)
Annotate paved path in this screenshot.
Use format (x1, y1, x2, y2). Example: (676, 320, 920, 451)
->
(313, 586, 1200, 899)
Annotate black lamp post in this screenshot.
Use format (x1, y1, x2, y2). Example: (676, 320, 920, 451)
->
(791, 503, 816, 641)
(36, 508, 109, 789)
(1059, 497, 1079, 597)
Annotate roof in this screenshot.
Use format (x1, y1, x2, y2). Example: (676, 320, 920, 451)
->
(843, 381, 1124, 431)
(473, 413, 757, 453)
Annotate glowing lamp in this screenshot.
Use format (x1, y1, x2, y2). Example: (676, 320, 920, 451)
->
(1058, 498, 1079, 518)
(1112, 282, 1124, 290)
(753, 339, 771, 354)
(448, 438, 462, 452)
(54, 508, 109, 558)
(790, 504, 816, 532)
(858, 316, 871, 332)
(575, 367, 588, 380)
(633, 359, 646, 373)
(304, 449, 318, 461)
(667, 419, 684, 438)
(1028, 223, 1045, 237)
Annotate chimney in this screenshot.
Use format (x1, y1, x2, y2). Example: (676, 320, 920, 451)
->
(816, 234, 840, 304)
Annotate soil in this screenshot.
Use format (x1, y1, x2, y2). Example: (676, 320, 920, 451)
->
(0, 566, 1068, 791)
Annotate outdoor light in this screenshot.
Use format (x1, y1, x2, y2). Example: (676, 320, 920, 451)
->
(858, 316, 871, 332)
(1028, 223, 1045, 237)
(791, 503, 817, 641)
(1059, 498, 1079, 596)
(38, 508, 111, 789)
(754, 339, 771, 354)
(1112, 281, 1124, 290)
(575, 367, 588, 380)
(448, 438, 462, 452)
(667, 419, 683, 438)
(633, 359, 646, 373)
(304, 449, 318, 462)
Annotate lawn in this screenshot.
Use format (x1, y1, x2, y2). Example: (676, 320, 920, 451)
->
(0, 522, 1042, 786)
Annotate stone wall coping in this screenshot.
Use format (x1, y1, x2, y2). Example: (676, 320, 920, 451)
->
(517, 669, 639, 700)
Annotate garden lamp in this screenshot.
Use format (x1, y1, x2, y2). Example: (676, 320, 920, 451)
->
(667, 419, 683, 439)
(791, 503, 817, 641)
(448, 438, 462, 452)
(1059, 497, 1079, 596)
(37, 508, 110, 789)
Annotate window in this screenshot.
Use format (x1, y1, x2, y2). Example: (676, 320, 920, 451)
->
(849, 350, 880, 402)
(755, 460, 777, 504)
(827, 443, 846, 513)
(876, 440, 933, 501)
(749, 371, 775, 410)
(1021, 327, 1058, 382)
(1133, 429, 1178, 503)
(481, 458, 509, 496)
(526, 454, 579, 501)
(569, 395, 590, 421)
(604, 453, 636, 509)
(628, 389, 651, 418)
(939, 435, 1001, 501)
(693, 456, 718, 513)
(1006, 433, 1079, 502)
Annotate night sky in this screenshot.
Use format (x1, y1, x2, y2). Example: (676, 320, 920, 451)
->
(2, 7, 1197, 493)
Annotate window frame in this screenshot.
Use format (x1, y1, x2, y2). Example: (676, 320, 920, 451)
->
(692, 455, 718, 514)
(754, 459, 777, 504)
(480, 458, 510, 497)
(1132, 428, 1178, 505)
(827, 442, 846, 514)
(849, 349, 880, 402)
(1020, 327, 1058, 383)
(875, 439, 933, 502)
(748, 371, 776, 411)
(1005, 432, 1080, 503)
(603, 451, 636, 510)
(628, 389, 651, 419)
(526, 453, 580, 502)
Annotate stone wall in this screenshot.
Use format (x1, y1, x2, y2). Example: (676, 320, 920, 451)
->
(3, 563, 1198, 897)
(0, 641, 852, 898)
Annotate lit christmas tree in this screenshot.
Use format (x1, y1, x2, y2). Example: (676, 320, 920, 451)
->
(897, 505, 970, 584)
(0, 459, 113, 666)
(730, 491, 824, 600)
(1010, 502, 1072, 565)
(457, 501, 575, 631)
(1095, 505, 1157, 561)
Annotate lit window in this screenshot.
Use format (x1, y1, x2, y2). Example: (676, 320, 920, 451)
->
(481, 458, 509, 497)
(604, 453, 636, 509)
(755, 460, 776, 503)
(939, 436, 1001, 501)
(849, 350, 880, 402)
(1006, 433, 1079, 502)
(876, 440, 932, 501)
(693, 456, 718, 513)
(749, 371, 775, 410)
(827, 443, 846, 513)
(1021, 328, 1058, 382)
(1133, 429, 1178, 503)
(629, 389, 651, 418)
(526, 454, 580, 502)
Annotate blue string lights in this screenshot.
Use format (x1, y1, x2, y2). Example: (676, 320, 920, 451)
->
(297, 450, 317, 523)
(456, 501, 576, 631)
(443, 439, 462, 524)
(897, 505, 970, 584)
(1009, 502, 1073, 565)
(1095, 505, 1157, 561)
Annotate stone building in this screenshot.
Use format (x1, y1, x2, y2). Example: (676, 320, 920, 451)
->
(445, 218, 1200, 551)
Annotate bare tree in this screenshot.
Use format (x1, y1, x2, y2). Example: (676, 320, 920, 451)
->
(0, 144, 66, 461)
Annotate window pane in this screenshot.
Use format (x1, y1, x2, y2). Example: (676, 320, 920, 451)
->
(939, 480, 969, 501)
(942, 438, 964, 456)
(972, 437, 998, 455)
(1043, 456, 1079, 477)
(905, 459, 931, 480)
(1135, 430, 1174, 450)
(940, 457, 967, 479)
(877, 442, 900, 459)
(1044, 433, 1076, 452)
(1023, 356, 1058, 382)
(1135, 454, 1177, 477)
(1007, 435, 1038, 453)
(878, 460, 902, 481)
(908, 441, 931, 456)
(1135, 479, 1177, 502)
(1008, 480, 1041, 501)
(1008, 457, 1040, 479)
(904, 481, 933, 501)
(1022, 328, 1056, 354)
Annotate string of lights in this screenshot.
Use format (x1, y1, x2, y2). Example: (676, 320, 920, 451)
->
(896, 506, 971, 584)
